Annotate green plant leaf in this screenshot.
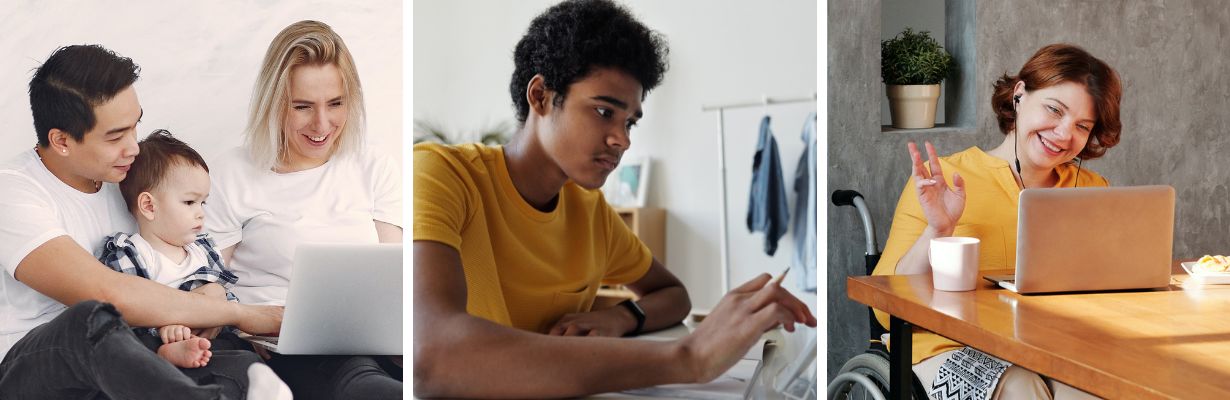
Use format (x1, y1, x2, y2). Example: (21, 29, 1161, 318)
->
(881, 28, 954, 85)
(413, 119, 514, 145)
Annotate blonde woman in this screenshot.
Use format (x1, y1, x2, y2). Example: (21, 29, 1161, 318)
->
(205, 20, 402, 399)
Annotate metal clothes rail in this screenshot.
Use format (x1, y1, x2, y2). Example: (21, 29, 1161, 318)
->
(701, 93, 816, 293)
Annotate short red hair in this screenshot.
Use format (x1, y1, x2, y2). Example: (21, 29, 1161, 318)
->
(992, 44, 1122, 160)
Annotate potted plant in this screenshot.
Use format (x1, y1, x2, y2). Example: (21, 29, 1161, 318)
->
(413, 119, 513, 145)
(881, 28, 954, 129)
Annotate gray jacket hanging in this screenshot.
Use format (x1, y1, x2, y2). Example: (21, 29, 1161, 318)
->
(792, 113, 817, 291)
(747, 116, 789, 256)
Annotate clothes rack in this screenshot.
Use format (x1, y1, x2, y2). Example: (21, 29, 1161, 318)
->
(701, 93, 816, 293)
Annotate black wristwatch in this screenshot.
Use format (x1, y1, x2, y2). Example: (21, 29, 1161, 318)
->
(618, 299, 646, 336)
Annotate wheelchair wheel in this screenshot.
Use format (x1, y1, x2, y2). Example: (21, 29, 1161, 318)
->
(829, 351, 933, 400)
(828, 353, 890, 400)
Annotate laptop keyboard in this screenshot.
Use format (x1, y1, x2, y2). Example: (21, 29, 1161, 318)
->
(248, 335, 278, 345)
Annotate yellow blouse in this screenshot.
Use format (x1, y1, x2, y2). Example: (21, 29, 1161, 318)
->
(871, 146, 1109, 363)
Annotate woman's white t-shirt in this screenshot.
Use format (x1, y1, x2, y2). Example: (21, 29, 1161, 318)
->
(204, 147, 401, 305)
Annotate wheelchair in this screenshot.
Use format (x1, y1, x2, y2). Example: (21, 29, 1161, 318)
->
(827, 190, 928, 400)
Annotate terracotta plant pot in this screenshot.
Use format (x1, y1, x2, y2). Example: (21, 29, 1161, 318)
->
(886, 84, 941, 129)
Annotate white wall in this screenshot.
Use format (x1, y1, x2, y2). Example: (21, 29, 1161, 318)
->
(0, 0, 402, 164)
(414, 0, 817, 310)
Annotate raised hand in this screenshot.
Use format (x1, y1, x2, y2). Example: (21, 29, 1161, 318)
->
(908, 141, 966, 236)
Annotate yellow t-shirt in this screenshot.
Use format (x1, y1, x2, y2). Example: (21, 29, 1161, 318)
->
(414, 142, 653, 333)
(871, 147, 1109, 364)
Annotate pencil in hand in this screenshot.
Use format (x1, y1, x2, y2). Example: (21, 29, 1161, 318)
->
(773, 266, 791, 286)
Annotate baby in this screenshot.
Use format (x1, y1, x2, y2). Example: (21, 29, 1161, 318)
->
(99, 130, 238, 368)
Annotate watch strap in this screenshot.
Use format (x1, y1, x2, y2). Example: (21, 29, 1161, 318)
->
(619, 299, 646, 336)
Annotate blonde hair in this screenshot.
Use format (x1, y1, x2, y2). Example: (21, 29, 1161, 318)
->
(244, 20, 366, 170)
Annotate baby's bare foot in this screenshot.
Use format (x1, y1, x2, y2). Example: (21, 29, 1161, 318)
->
(157, 337, 212, 368)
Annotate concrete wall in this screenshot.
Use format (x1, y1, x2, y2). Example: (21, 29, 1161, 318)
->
(0, 0, 402, 165)
(828, 0, 1230, 381)
(415, 0, 818, 310)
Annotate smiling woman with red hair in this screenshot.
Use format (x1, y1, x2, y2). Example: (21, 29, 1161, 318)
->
(873, 43, 1122, 399)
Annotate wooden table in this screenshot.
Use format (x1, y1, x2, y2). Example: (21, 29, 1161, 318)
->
(847, 262, 1230, 399)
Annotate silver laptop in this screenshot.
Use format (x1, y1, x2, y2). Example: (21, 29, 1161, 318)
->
(247, 243, 402, 355)
(984, 185, 1174, 294)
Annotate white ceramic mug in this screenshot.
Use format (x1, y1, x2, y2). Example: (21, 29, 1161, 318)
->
(929, 237, 980, 291)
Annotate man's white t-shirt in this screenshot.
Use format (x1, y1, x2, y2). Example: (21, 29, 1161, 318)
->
(204, 147, 401, 305)
(0, 149, 136, 358)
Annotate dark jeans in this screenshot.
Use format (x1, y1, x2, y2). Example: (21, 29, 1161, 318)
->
(266, 353, 402, 400)
(0, 301, 263, 399)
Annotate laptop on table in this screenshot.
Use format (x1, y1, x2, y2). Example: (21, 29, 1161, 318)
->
(984, 185, 1175, 294)
(246, 243, 402, 355)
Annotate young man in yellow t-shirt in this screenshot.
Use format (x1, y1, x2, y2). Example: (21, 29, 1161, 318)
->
(412, 0, 816, 398)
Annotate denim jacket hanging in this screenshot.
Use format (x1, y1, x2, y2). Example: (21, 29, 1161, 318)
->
(747, 116, 790, 256)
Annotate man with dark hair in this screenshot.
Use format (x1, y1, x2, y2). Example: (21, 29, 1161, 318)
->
(30, 44, 141, 147)
(0, 44, 287, 399)
(413, 1, 815, 397)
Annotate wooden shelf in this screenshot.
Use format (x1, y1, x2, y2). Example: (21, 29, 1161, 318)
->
(598, 207, 667, 305)
(614, 207, 666, 260)
(596, 287, 638, 300)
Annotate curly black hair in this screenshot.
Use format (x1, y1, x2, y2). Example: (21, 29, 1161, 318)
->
(510, 0, 669, 125)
